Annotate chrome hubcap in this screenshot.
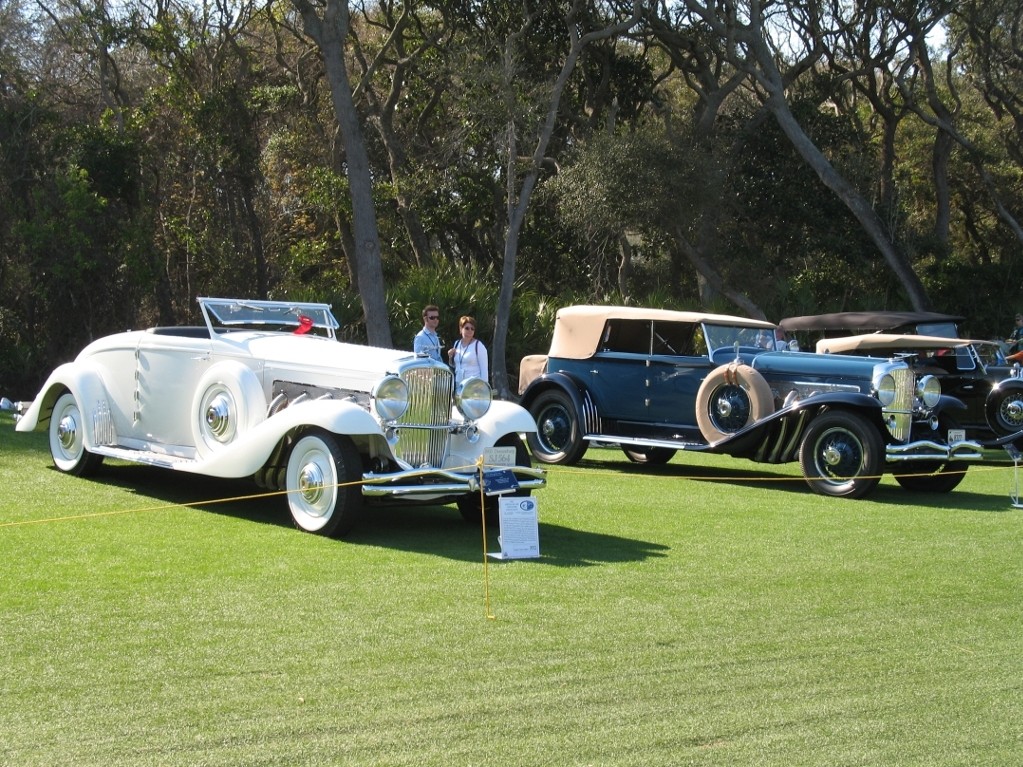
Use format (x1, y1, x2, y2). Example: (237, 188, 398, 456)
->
(298, 462, 325, 505)
(57, 414, 78, 451)
(204, 393, 232, 438)
(1002, 398, 1023, 425)
(822, 444, 843, 467)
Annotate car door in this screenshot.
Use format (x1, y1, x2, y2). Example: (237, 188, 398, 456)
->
(583, 319, 652, 423)
(134, 331, 213, 448)
(645, 321, 711, 426)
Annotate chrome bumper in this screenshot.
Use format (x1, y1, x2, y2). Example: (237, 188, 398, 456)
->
(361, 465, 546, 498)
(886, 438, 983, 462)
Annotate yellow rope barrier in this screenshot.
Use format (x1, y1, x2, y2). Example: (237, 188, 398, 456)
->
(0, 460, 506, 616)
(2, 458, 1017, 625)
(1, 460, 1016, 531)
(0, 463, 485, 529)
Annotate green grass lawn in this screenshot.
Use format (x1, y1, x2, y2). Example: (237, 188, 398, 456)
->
(2, 413, 1022, 766)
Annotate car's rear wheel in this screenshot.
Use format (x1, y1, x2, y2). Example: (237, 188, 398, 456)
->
(458, 434, 532, 526)
(526, 389, 586, 465)
(892, 461, 967, 493)
(285, 430, 363, 537)
(621, 446, 677, 464)
(798, 410, 883, 498)
(49, 391, 104, 476)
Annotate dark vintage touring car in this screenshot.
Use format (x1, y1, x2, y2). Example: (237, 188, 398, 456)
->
(781, 310, 1023, 446)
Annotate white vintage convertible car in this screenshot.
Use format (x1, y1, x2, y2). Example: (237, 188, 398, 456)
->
(7, 298, 544, 537)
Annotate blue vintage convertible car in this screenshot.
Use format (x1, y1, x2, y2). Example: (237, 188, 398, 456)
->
(518, 306, 1022, 498)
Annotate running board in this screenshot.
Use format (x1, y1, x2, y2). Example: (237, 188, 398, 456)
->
(91, 445, 198, 468)
(584, 434, 709, 451)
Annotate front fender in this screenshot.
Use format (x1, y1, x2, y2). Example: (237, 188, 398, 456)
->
(935, 393, 967, 414)
(473, 400, 538, 436)
(192, 398, 383, 477)
(778, 391, 882, 417)
(710, 393, 886, 458)
(445, 401, 538, 470)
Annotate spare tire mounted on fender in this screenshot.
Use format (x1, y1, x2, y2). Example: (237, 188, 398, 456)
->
(696, 362, 774, 443)
(190, 361, 266, 458)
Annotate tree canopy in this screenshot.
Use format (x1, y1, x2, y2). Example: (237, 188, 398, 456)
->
(2, 0, 1022, 395)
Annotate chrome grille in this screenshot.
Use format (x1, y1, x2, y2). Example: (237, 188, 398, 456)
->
(395, 365, 453, 467)
(884, 367, 914, 442)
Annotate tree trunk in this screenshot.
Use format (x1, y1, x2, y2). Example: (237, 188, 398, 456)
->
(293, 0, 392, 347)
(674, 226, 766, 319)
(490, 1, 642, 398)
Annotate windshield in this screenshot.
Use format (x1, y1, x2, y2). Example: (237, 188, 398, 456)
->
(915, 321, 959, 338)
(199, 298, 339, 339)
(704, 323, 778, 353)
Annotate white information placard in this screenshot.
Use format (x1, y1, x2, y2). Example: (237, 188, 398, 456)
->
(488, 497, 540, 559)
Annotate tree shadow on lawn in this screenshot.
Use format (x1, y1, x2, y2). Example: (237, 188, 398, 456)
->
(572, 456, 1016, 513)
(74, 462, 669, 566)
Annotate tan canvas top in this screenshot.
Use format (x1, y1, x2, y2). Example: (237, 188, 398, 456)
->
(548, 305, 775, 360)
(816, 333, 973, 355)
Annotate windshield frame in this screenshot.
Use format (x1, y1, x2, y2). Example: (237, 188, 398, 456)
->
(198, 297, 340, 339)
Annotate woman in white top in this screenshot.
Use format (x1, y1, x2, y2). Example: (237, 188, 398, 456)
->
(448, 315, 489, 384)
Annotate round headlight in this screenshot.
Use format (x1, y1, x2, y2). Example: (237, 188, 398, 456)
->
(455, 377, 492, 421)
(372, 375, 408, 421)
(917, 374, 941, 408)
(875, 374, 897, 407)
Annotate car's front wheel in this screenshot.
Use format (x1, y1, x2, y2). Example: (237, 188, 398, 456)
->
(285, 430, 363, 537)
(798, 410, 883, 498)
(49, 391, 104, 476)
(526, 389, 586, 465)
(892, 461, 968, 493)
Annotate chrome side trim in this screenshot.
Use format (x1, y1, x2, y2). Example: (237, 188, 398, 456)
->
(581, 390, 601, 434)
(583, 434, 705, 449)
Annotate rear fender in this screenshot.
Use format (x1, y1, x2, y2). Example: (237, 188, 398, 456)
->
(15, 361, 112, 444)
(518, 372, 588, 421)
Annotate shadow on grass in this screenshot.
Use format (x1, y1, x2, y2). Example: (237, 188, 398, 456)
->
(349, 502, 671, 567)
(70, 461, 290, 527)
(72, 462, 669, 566)
(569, 455, 1016, 513)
